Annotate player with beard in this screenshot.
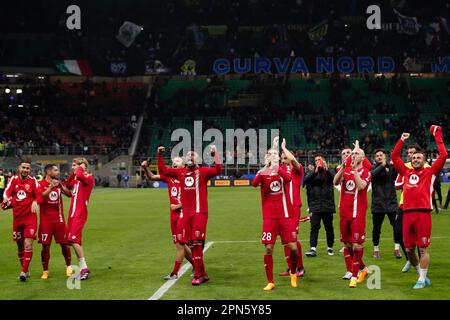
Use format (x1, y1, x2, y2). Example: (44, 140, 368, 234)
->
(37, 164, 73, 279)
(157, 145, 222, 286)
(141, 157, 194, 280)
(391, 126, 448, 289)
(2, 161, 40, 281)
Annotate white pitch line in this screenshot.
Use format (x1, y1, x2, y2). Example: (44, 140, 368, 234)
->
(148, 241, 215, 300)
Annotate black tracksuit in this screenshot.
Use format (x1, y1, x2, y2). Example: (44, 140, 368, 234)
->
(370, 162, 400, 247)
(304, 169, 336, 249)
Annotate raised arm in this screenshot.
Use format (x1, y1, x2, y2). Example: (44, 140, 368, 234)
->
(75, 166, 90, 186)
(333, 164, 345, 186)
(205, 145, 223, 179)
(429, 125, 448, 175)
(281, 138, 302, 172)
(157, 147, 179, 179)
(391, 133, 409, 176)
(141, 160, 162, 181)
(277, 165, 292, 183)
(252, 171, 263, 187)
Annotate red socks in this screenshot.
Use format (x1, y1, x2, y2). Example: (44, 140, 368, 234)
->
(192, 245, 205, 278)
(61, 244, 72, 267)
(284, 246, 292, 271)
(352, 249, 363, 278)
(22, 249, 33, 273)
(296, 241, 303, 269)
(344, 247, 353, 272)
(41, 248, 50, 271)
(172, 261, 182, 275)
(264, 254, 274, 283)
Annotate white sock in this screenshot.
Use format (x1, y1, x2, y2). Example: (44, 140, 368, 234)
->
(327, 247, 333, 250)
(419, 268, 428, 282)
(311, 247, 316, 251)
(374, 246, 379, 251)
(414, 265, 420, 275)
(78, 257, 88, 269)
(394, 243, 400, 250)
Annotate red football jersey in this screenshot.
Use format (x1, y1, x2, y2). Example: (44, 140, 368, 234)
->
(160, 175, 182, 216)
(37, 180, 67, 223)
(158, 154, 222, 214)
(282, 163, 304, 208)
(3, 175, 40, 220)
(339, 167, 371, 218)
(252, 166, 293, 219)
(66, 167, 94, 220)
(392, 139, 448, 212)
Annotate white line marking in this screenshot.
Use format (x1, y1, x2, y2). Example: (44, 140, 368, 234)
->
(148, 241, 214, 300)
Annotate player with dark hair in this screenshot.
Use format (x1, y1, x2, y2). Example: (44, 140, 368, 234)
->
(37, 164, 73, 279)
(277, 138, 305, 277)
(2, 161, 40, 281)
(252, 148, 298, 291)
(394, 144, 430, 272)
(141, 157, 194, 280)
(391, 126, 448, 289)
(333, 141, 372, 287)
(65, 157, 95, 280)
(370, 149, 399, 259)
(157, 145, 222, 286)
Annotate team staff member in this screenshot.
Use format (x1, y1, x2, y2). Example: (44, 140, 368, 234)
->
(370, 149, 400, 259)
(303, 153, 336, 257)
(391, 126, 448, 289)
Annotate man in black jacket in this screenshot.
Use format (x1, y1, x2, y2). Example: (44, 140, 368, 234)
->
(304, 153, 336, 257)
(370, 149, 400, 259)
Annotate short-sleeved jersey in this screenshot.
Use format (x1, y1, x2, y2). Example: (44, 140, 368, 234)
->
(38, 180, 66, 223)
(158, 154, 222, 214)
(252, 167, 293, 219)
(3, 175, 40, 220)
(339, 167, 371, 218)
(160, 175, 182, 216)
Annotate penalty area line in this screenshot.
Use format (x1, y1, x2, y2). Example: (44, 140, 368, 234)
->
(148, 241, 215, 300)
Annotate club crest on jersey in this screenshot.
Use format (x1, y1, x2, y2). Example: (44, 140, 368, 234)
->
(346, 180, 356, 191)
(49, 191, 59, 201)
(269, 181, 281, 192)
(24, 184, 30, 191)
(409, 174, 419, 185)
(184, 176, 194, 187)
(171, 186, 178, 197)
(17, 190, 27, 200)
(354, 233, 359, 240)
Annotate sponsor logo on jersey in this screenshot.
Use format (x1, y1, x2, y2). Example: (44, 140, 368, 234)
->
(184, 176, 194, 187)
(409, 174, 419, 185)
(171, 186, 178, 197)
(269, 180, 281, 192)
(49, 191, 59, 201)
(17, 190, 27, 200)
(346, 180, 356, 191)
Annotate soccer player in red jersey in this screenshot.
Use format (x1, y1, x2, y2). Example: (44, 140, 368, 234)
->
(252, 148, 299, 291)
(141, 157, 193, 280)
(391, 126, 448, 289)
(277, 138, 305, 277)
(157, 145, 222, 286)
(2, 161, 40, 281)
(37, 164, 73, 279)
(65, 157, 95, 280)
(333, 141, 372, 288)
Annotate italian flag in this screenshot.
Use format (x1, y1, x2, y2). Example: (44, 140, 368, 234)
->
(55, 60, 92, 76)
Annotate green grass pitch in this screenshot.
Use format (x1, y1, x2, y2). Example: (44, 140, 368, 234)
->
(0, 186, 450, 300)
